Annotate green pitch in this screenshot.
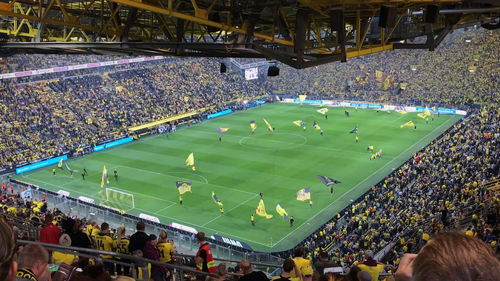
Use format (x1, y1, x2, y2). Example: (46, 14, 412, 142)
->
(14, 103, 461, 252)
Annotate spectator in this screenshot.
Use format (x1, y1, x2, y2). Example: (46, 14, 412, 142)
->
(14, 243, 49, 281)
(395, 232, 500, 281)
(355, 250, 385, 281)
(142, 234, 168, 281)
(290, 246, 312, 279)
(129, 221, 148, 255)
(0, 217, 18, 281)
(51, 234, 78, 265)
(113, 225, 130, 276)
(157, 231, 175, 264)
(314, 250, 338, 278)
(271, 258, 298, 281)
(94, 222, 114, 274)
(70, 219, 92, 249)
(39, 213, 61, 246)
(238, 259, 269, 281)
(195, 232, 217, 279)
(215, 263, 229, 281)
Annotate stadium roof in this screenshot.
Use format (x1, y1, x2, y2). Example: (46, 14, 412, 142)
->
(0, 0, 499, 68)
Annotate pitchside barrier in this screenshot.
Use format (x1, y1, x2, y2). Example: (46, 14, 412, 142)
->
(8, 180, 283, 266)
(280, 98, 468, 116)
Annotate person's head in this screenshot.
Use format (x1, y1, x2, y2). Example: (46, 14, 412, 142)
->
(282, 258, 294, 273)
(73, 219, 84, 232)
(136, 221, 145, 231)
(217, 263, 227, 277)
(0, 217, 17, 281)
(239, 259, 252, 274)
(364, 250, 374, 260)
(294, 246, 305, 258)
(319, 250, 329, 261)
(196, 232, 206, 243)
(117, 225, 126, 237)
(100, 222, 109, 233)
(158, 231, 168, 243)
(412, 232, 500, 281)
(17, 243, 49, 278)
(148, 234, 157, 246)
(44, 213, 53, 225)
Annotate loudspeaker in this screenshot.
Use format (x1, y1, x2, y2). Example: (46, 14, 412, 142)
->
(220, 63, 226, 73)
(379, 6, 397, 28)
(267, 66, 279, 77)
(425, 5, 439, 24)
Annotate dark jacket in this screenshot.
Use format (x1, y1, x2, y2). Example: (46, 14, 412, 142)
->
(129, 230, 149, 253)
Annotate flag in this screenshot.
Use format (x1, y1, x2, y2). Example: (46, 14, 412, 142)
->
(211, 192, 223, 207)
(293, 120, 303, 127)
(383, 77, 391, 90)
(275, 203, 289, 219)
(317, 108, 328, 115)
(375, 70, 383, 82)
(396, 110, 408, 115)
(250, 120, 257, 132)
(349, 124, 358, 134)
(313, 121, 321, 130)
(317, 175, 341, 186)
(216, 128, 229, 134)
(296, 187, 311, 201)
(185, 152, 194, 166)
(256, 199, 273, 219)
(64, 161, 79, 173)
(400, 121, 415, 128)
(176, 181, 192, 194)
(57, 159, 63, 168)
(263, 118, 274, 132)
(299, 95, 307, 102)
(100, 165, 107, 188)
(417, 108, 431, 120)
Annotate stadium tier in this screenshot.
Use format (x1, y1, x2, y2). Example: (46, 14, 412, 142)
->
(0, 27, 499, 281)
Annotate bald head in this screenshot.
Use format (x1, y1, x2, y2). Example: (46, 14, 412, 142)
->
(239, 259, 252, 274)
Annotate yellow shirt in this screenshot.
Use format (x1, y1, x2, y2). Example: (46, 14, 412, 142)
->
(52, 251, 77, 265)
(113, 237, 130, 255)
(157, 242, 175, 263)
(95, 233, 114, 258)
(291, 257, 311, 278)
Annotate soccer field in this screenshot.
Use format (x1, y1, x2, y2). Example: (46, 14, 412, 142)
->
(14, 103, 461, 252)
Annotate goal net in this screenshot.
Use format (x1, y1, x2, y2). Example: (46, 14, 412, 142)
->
(101, 188, 135, 211)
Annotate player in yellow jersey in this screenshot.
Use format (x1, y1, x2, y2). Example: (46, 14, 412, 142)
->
(95, 222, 115, 274)
(157, 231, 175, 264)
(113, 226, 131, 276)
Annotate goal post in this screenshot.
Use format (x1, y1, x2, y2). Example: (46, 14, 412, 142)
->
(104, 187, 135, 211)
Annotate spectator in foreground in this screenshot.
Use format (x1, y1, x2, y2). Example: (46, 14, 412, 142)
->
(51, 234, 78, 265)
(395, 232, 500, 281)
(39, 213, 61, 246)
(238, 259, 269, 281)
(290, 246, 311, 279)
(195, 231, 217, 279)
(129, 221, 148, 254)
(271, 258, 297, 281)
(143, 234, 169, 281)
(355, 250, 385, 281)
(314, 250, 338, 278)
(0, 217, 18, 281)
(15, 243, 49, 281)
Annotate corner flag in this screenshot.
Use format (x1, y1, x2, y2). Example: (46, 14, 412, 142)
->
(100, 165, 107, 188)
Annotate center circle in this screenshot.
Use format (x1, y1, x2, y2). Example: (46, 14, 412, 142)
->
(239, 133, 307, 150)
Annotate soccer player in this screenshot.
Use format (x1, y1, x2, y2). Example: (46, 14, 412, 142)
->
(83, 168, 88, 176)
(106, 178, 110, 188)
(325, 114, 328, 120)
(220, 206, 224, 215)
(330, 187, 334, 196)
(179, 195, 183, 206)
(309, 200, 313, 208)
(52, 168, 56, 176)
(251, 214, 255, 226)
(114, 170, 118, 181)
(259, 192, 263, 199)
(218, 136, 222, 142)
(157, 231, 175, 264)
(345, 110, 349, 117)
(355, 134, 359, 143)
(290, 216, 294, 227)
(81, 172, 85, 180)
(95, 222, 115, 273)
(192, 166, 196, 174)
(70, 171, 73, 178)
(320, 129, 324, 136)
